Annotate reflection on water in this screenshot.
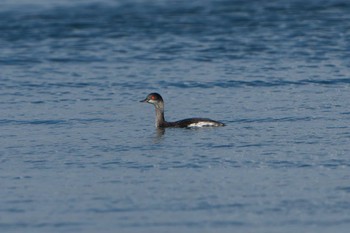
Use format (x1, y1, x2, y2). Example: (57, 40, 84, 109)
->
(154, 128, 165, 143)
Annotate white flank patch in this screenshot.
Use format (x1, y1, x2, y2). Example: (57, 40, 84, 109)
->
(188, 122, 217, 128)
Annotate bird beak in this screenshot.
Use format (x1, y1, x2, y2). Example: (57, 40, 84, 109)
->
(140, 98, 148, 103)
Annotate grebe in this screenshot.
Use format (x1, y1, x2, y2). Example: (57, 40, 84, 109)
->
(140, 93, 225, 128)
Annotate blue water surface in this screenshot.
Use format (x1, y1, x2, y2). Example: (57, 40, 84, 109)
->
(1, 0, 350, 232)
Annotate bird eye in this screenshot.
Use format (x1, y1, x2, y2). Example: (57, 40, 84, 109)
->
(151, 96, 156, 100)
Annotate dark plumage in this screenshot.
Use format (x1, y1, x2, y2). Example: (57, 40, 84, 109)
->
(140, 93, 225, 128)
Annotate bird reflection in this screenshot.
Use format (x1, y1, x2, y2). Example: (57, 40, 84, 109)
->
(153, 128, 165, 143)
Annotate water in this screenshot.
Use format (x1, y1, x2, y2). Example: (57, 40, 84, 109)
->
(1, 0, 350, 232)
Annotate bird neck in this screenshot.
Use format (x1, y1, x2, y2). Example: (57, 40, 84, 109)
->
(154, 102, 166, 128)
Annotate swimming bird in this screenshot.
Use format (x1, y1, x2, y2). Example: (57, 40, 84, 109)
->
(140, 93, 225, 128)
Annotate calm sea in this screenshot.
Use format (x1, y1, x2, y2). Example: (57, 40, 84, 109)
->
(1, 0, 350, 232)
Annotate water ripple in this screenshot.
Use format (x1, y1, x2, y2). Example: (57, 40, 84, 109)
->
(0, 118, 114, 126)
(157, 78, 350, 89)
(231, 116, 319, 124)
(110, 78, 350, 90)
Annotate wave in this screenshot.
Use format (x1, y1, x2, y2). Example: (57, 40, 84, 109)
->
(0, 118, 114, 126)
(112, 78, 350, 90)
(157, 78, 350, 88)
